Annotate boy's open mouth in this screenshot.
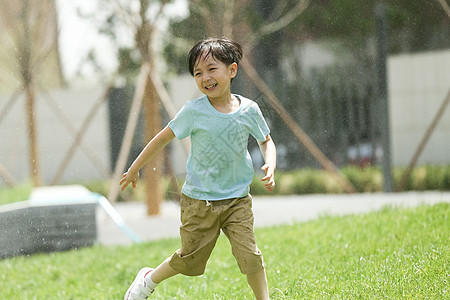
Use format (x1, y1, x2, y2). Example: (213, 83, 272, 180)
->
(205, 83, 217, 90)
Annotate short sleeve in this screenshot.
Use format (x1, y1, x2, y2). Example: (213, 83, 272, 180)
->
(168, 103, 193, 140)
(249, 103, 270, 142)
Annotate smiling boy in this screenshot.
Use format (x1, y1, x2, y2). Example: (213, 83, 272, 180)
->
(121, 38, 276, 300)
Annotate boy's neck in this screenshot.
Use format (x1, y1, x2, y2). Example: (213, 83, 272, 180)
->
(208, 94, 240, 114)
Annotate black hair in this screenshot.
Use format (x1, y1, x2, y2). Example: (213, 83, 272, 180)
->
(188, 38, 243, 76)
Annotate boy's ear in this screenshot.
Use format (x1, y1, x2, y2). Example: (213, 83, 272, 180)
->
(229, 62, 238, 78)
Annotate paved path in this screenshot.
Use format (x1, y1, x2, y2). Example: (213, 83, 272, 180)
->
(97, 191, 450, 246)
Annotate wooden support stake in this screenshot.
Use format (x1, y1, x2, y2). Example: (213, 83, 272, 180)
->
(107, 63, 149, 204)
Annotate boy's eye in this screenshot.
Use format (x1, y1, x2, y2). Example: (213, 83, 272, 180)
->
(194, 72, 201, 77)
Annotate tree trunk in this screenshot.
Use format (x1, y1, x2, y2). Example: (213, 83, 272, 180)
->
(25, 81, 41, 186)
(143, 65, 163, 215)
(20, 0, 41, 186)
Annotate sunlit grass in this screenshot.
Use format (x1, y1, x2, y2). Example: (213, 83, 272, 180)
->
(0, 182, 32, 206)
(0, 203, 448, 299)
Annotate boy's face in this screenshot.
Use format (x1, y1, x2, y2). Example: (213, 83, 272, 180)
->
(193, 53, 237, 100)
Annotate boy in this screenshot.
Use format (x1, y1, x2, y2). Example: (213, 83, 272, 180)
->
(120, 37, 276, 300)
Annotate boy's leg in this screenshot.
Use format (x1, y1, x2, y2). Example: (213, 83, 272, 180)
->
(219, 195, 269, 299)
(168, 194, 221, 276)
(151, 257, 179, 283)
(246, 268, 269, 300)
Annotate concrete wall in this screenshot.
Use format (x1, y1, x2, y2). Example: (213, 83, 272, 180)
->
(0, 86, 110, 185)
(388, 50, 450, 166)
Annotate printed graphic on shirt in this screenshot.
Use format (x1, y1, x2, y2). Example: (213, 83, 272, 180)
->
(192, 119, 247, 181)
(193, 138, 230, 183)
(220, 119, 248, 155)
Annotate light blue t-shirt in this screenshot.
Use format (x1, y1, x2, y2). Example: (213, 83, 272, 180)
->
(168, 94, 270, 200)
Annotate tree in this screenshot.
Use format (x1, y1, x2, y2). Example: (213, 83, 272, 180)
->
(283, 0, 450, 53)
(91, 0, 174, 215)
(0, 0, 64, 186)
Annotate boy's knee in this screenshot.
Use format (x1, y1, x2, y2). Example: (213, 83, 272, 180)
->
(168, 249, 209, 276)
(235, 249, 265, 275)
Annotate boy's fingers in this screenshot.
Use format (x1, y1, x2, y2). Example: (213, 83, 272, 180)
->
(261, 171, 273, 181)
(264, 181, 275, 187)
(263, 175, 275, 192)
(119, 173, 128, 185)
(261, 175, 270, 181)
(261, 164, 275, 191)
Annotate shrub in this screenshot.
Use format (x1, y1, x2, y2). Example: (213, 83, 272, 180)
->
(340, 166, 382, 193)
(424, 165, 445, 190)
(393, 167, 414, 191)
(443, 167, 450, 190)
(250, 165, 450, 196)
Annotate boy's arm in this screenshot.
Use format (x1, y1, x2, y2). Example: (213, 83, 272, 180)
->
(120, 125, 175, 191)
(258, 134, 276, 192)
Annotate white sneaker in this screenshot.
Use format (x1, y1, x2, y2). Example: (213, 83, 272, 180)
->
(124, 267, 155, 300)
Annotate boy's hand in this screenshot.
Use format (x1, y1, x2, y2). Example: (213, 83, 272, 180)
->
(120, 168, 139, 191)
(261, 164, 275, 192)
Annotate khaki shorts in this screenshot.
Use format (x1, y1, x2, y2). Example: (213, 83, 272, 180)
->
(168, 194, 265, 276)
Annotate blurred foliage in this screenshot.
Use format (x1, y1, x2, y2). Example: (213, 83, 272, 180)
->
(164, 0, 449, 74)
(251, 165, 450, 196)
(79, 0, 172, 82)
(163, 0, 310, 74)
(164, 0, 257, 74)
(285, 0, 450, 53)
(0, 0, 65, 93)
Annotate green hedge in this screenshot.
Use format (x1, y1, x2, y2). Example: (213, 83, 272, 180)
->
(250, 165, 450, 196)
(1, 165, 449, 205)
(85, 165, 450, 199)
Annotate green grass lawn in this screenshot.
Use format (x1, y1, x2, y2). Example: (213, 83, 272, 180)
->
(1, 203, 448, 299)
(0, 183, 32, 206)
